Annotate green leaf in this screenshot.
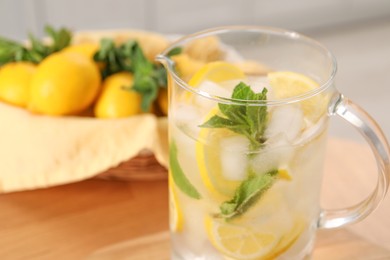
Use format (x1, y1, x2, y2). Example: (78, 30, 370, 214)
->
(94, 39, 169, 112)
(132, 74, 158, 112)
(200, 115, 237, 129)
(152, 66, 168, 87)
(201, 81, 268, 149)
(167, 47, 182, 57)
(0, 26, 71, 65)
(28, 33, 47, 56)
(199, 81, 276, 220)
(45, 25, 72, 52)
(169, 141, 201, 200)
(246, 88, 268, 147)
(199, 115, 250, 137)
(219, 170, 278, 219)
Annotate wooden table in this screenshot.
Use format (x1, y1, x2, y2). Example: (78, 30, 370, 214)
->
(0, 138, 389, 259)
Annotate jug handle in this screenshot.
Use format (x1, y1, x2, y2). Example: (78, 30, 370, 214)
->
(318, 93, 390, 229)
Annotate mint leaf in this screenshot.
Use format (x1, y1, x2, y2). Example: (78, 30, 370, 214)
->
(219, 170, 278, 219)
(200, 115, 244, 130)
(167, 47, 182, 57)
(169, 140, 201, 200)
(0, 26, 71, 65)
(44, 25, 72, 52)
(94, 40, 179, 112)
(200, 82, 268, 149)
(246, 88, 268, 146)
(198, 81, 283, 220)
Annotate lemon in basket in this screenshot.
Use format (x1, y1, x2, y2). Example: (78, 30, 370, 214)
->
(0, 62, 36, 107)
(29, 52, 101, 116)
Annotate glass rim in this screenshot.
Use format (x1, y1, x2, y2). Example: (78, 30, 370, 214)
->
(157, 25, 338, 106)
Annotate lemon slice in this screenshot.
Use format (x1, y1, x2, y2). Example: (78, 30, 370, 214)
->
(183, 61, 246, 104)
(195, 108, 243, 201)
(169, 171, 184, 232)
(205, 216, 278, 260)
(205, 214, 305, 260)
(268, 71, 325, 123)
(188, 61, 246, 87)
(190, 63, 246, 200)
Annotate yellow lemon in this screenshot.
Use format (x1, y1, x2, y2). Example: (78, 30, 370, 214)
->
(62, 42, 100, 59)
(94, 72, 142, 118)
(0, 62, 36, 107)
(169, 171, 184, 232)
(29, 52, 101, 116)
(157, 88, 168, 116)
(62, 42, 105, 71)
(188, 61, 245, 87)
(268, 71, 325, 122)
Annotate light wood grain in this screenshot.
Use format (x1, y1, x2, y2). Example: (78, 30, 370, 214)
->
(87, 229, 390, 260)
(313, 230, 390, 260)
(0, 180, 169, 259)
(0, 138, 389, 259)
(323, 138, 390, 250)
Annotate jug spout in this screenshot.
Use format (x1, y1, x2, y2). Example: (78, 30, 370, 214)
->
(156, 54, 171, 69)
(156, 54, 176, 81)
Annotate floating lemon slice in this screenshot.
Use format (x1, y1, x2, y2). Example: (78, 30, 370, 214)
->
(188, 61, 246, 87)
(205, 216, 278, 260)
(205, 215, 305, 260)
(169, 171, 184, 232)
(196, 125, 242, 201)
(183, 61, 246, 103)
(268, 71, 325, 123)
(195, 105, 246, 201)
(190, 62, 246, 200)
(197, 122, 292, 201)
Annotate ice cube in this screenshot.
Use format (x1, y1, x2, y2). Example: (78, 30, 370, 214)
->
(194, 81, 230, 109)
(294, 116, 327, 145)
(265, 105, 304, 143)
(173, 103, 202, 138)
(174, 103, 200, 123)
(219, 79, 243, 93)
(250, 145, 294, 175)
(247, 76, 272, 95)
(219, 135, 250, 181)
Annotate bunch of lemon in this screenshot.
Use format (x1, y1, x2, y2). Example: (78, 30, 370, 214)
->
(0, 31, 170, 119)
(0, 28, 226, 119)
(0, 43, 160, 118)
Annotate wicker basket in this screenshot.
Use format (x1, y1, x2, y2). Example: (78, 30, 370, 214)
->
(96, 152, 167, 181)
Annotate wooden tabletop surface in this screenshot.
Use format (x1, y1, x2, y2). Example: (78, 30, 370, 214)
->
(0, 138, 389, 259)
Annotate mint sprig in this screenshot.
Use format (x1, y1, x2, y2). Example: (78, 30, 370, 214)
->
(0, 25, 71, 65)
(94, 39, 181, 112)
(200, 81, 277, 219)
(200, 82, 268, 150)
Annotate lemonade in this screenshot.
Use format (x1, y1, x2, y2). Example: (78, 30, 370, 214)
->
(158, 26, 390, 260)
(168, 62, 329, 260)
